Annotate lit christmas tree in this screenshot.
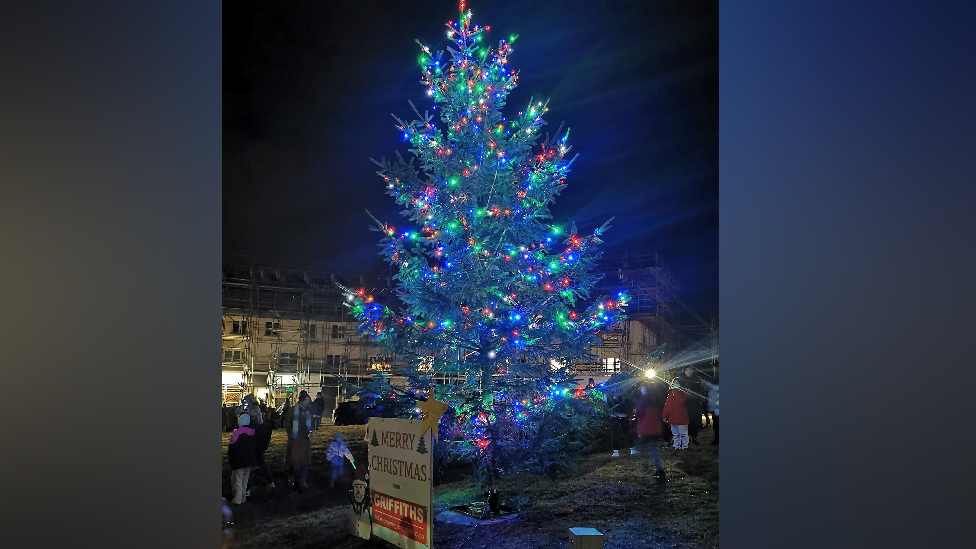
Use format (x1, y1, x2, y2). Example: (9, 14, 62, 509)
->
(343, 1, 627, 499)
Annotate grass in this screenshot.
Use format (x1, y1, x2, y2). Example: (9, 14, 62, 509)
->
(222, 424, 718, 549)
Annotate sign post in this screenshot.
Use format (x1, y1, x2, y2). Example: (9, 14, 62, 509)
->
(363, 417, 433, 548)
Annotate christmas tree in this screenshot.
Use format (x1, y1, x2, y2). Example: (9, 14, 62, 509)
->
(416, 434, 429, 455)
(370, 427, 380, 447)
(344, 1, 627, 495)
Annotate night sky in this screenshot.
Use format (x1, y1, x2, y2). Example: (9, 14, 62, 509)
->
(224, 0, 718, 315)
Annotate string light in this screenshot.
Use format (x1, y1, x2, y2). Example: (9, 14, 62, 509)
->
(339, 0, 629, 464)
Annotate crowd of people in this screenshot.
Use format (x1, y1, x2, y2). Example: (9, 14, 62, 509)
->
(224, 371, 716, 502)
(625, 366, 719, 481)
(224, 390, 355, 506)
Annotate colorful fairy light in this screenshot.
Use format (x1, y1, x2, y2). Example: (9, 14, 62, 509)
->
(341, 0, 628, 470)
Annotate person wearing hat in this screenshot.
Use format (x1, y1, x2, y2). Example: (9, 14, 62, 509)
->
(237, 394, 275, 489)
(227, 413, 257, 505)
(284, 390, 314, 491)
(662, 380, 690, 449)
(326, 432, 356, 488)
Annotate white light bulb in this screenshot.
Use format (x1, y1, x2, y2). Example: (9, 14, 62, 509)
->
(487, 350, 496, 359)
(645, 369, 655, 379)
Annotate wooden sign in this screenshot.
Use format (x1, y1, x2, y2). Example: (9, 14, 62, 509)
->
(364, 417, 433, 549)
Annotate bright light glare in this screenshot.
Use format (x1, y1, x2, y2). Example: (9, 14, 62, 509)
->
(645, 369, 655, 379)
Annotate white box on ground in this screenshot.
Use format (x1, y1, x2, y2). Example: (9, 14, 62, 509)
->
(568, 527, 604, 549)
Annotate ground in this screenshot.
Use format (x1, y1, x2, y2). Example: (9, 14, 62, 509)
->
(222, 423, 718, 549)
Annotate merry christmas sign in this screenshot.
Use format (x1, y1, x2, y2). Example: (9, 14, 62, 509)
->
(365, 416, 434, 549)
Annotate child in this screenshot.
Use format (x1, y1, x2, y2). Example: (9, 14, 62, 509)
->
(228, 413, 257, 504)
(662, 380, 690, 449)
(326, 432, 355, 488)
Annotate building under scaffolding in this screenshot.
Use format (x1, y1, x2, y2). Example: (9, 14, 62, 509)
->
(221, 250, 699, 412)
(221, 257, 399, 410)
(569, 251, 680, 377)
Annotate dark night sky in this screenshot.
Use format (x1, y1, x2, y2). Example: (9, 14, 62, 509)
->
(224, 0, 718, 315)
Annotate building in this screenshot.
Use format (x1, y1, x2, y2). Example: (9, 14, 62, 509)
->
(222, 252, 687, 413)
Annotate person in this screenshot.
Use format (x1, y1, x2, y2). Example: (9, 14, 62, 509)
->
(702, 378, 719, 445)
(679, 367, 705, 445)
(312, 392, 325, 430)
(223, 404, 236, 432)
(606, 390, 633, 456)
(238, 394, 275, 489)
(662, 380, 690, 449)
(326, 432, 356, 488)
(265, 404, 278, 429)
(227, 413, 256, 505)
(280, 399, 292, 429)
(633, 384, 666, 481)
(284, 391, 313, 491)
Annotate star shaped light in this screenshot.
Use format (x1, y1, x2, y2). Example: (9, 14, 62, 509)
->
(416, 397, 448, 441)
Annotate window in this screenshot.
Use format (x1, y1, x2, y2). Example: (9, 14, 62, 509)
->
(232, 320, 247, 335)
(371, 356, 392, 371)
(331, 324, 340, 338)
(307, 323, 317, 341)
(602, 358, 621, 374)
(265, 321, 281, 336)
(223, 349, 247, 363)
(326, 354, 342, 366)
(278, 352, 298, 366)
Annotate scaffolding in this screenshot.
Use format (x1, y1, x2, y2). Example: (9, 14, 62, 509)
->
(221, 256, 400, 408)
(568, 251, 680, 376)
(222, 249, 697, 403)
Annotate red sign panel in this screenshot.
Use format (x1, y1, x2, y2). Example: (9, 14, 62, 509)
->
(371, 490, 429, 545)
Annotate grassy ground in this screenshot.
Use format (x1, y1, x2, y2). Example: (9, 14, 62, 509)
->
(222, 424, 718, 549)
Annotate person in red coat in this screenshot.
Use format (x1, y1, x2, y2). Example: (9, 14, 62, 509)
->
(662, 381, 690, 449)
(634, 384, 666, 480)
